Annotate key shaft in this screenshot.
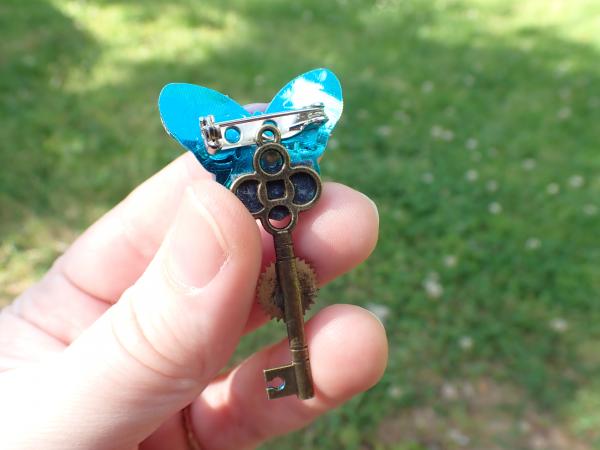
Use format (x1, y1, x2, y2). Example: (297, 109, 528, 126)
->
(264, 231, 314, 400)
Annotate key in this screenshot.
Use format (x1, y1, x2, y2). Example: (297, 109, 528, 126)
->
(231, 124, 321, 399)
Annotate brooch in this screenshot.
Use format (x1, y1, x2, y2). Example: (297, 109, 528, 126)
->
(159, 68, 343, 399)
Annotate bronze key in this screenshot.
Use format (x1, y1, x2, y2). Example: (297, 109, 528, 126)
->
(230, 125, 322, 400)
(263, 231, 314, 399)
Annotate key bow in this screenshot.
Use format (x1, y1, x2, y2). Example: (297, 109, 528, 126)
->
(230, 124, 322, 235)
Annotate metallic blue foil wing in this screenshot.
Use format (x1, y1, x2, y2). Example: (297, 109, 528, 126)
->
(158, 69, 343, 187)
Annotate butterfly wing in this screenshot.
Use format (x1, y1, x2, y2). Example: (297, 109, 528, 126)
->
(158, 83, 252, 185)
(158, 83, 250, 156)
(158, 69, 343, 184)
(266, 68, 343, 165)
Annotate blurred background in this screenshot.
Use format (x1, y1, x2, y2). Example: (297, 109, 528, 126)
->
(1, 0, 599, 448)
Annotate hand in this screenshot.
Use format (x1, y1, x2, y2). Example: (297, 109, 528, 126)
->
(0, 151, 387, 449)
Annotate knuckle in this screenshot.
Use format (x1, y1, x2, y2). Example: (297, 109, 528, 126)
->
(108, 289, 203, 388)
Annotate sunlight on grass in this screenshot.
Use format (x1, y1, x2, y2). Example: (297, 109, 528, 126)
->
(53, 0, 248, 91)
(0, 215, 77, 305)
(511, 0, 600, 47)
(568, 381, 600, 445)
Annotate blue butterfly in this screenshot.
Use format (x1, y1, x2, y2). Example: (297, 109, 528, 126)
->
(158, 68, 343, 187)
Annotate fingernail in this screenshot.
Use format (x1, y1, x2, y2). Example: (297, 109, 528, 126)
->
(167, 187, 229, 289)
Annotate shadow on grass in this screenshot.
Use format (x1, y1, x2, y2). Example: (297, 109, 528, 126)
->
(1, 0, 600, 448)
(0, 0, 99, 215)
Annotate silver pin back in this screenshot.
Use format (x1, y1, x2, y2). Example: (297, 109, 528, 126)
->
(200, 104, 327, 154)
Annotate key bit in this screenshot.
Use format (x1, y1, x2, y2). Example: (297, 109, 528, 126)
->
(230, 124, 322, 400)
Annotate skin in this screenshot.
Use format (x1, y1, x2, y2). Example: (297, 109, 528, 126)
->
(0, 104, 387, 450)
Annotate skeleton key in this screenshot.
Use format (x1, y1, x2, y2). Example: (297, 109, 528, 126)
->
(158, 68, 343, 400)
(230, 125, 321, 399)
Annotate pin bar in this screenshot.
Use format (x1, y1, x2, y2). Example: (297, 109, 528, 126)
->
(200, 104, 327, 154)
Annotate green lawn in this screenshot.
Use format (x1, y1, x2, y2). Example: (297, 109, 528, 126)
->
(1, 0, 600, 448)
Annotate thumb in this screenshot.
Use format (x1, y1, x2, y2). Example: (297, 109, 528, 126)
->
(1, 181, 262, 449)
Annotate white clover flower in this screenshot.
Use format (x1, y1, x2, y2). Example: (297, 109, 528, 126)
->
(488, 202, 502, 214)
(430, 125, 453, 141)
(422, 172, 434, 184)
(388, 385, 403, 399)
(448, 428, 470, 446)
(568, 175, 584, 188)
(443, 255, 458, 268)
(486, 180, 498, 192)
(459, 336, 473, 350)
(376, 125, 392, 138)
(557, 106, 572, 120)
(421, 80, 434, 93)
(393, 110, 410, 123)
(465, 169, 479, 182)
(525, 238, 541, 250)
(430, 125, 443, 138)
(546, 183, 560, 195)
(519, 420, 532, 432)
(441, 383, 458, 399)
(366, 303, 391, 322)
(522, 158, 536, 170)
(550, 318, 568, 332)
(461, 382, 475, 397)
(356, 109, 369, 119)
(442, 129, 454, 141)
(583, 204, 598, 216)
(466, 138, 478, 150)
(423, 275, 443, 299)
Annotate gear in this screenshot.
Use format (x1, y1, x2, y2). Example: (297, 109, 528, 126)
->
(257, 258, 318, 321)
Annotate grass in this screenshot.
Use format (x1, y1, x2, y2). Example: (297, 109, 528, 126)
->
(1, 0, 600, 448)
